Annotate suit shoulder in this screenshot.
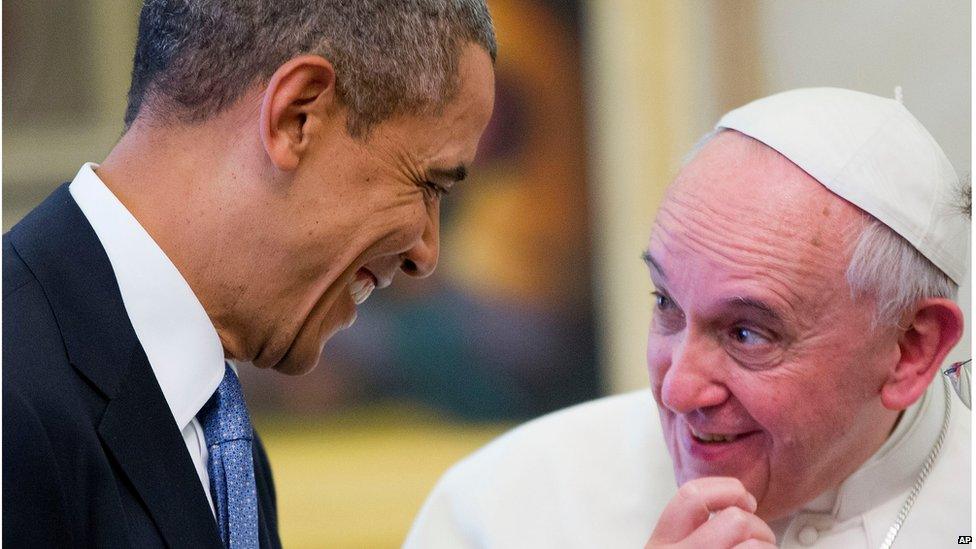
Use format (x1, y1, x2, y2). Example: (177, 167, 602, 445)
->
(3, 235, 85, 420)
(3, 234, 37, 298)
(3, 237, 70, 378)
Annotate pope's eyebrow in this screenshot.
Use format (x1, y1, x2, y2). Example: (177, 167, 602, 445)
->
(428, 165, 468, 183)
(724, 296, 782, 323)
(641, 250, 667, 280)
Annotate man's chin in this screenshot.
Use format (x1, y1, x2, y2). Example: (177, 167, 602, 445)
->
(248, 331, 325, 376)
(267, 319, 352, 375)
(259, 297, 357, 375)
(264, 344, 324, 376)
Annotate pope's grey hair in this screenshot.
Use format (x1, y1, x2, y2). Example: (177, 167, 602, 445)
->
(681, 129, 963, 326)
(125, 0, 497, 137)
(846, 218, 957, 326)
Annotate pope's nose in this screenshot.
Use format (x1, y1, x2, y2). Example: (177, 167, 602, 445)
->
(660, 334, 730, 414)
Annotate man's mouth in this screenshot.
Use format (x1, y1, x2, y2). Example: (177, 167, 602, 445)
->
(349, 269, 377, 305)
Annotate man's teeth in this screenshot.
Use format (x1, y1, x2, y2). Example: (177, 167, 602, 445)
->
(349, 277, 375, 305)
(690, 427, 739, 443)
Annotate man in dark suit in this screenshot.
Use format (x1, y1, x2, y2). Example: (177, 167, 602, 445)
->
(3, 1, 497, 547)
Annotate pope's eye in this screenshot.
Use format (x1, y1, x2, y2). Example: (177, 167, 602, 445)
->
(652, 291, 674, 310)
(650, 290, 685, 334)
(730, 326, 768, 346)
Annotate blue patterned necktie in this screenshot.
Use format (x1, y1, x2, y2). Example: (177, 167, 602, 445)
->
(198, 364, 259, 548)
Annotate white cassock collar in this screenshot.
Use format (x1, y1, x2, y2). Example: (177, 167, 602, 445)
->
(771, 378, 947, 539)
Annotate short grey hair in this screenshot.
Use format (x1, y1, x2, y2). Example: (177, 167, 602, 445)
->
(683, 129, 964, 326)
(125, 0, 497, 137)
(846, 218, 957, 326)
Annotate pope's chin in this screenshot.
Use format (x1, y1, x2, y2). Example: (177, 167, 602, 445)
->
(673, 454, 787, 522)
(667, 424, 779, 519)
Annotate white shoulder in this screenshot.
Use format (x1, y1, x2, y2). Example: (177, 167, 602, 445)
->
(869, 390, 971, 547)
(404, 390, 676, 549)
(461, 389, 662, 469)
(908, 393, 971, 531)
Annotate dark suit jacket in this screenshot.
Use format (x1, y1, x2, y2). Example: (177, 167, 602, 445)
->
(3, 185, 282, 548)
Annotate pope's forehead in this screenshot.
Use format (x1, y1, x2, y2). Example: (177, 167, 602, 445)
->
(650, 131, 865, 279)
(672, 131, 851, 216)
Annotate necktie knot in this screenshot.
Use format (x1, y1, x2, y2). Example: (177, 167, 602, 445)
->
(200, 364, 253, 445)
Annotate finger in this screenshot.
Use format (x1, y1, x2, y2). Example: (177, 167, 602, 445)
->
(732, 540, 778, 549)
(650, 477, 758, 543)
(684, 506, 776, 548)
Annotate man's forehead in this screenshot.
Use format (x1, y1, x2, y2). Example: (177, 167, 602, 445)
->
(400, 45, 495, 170)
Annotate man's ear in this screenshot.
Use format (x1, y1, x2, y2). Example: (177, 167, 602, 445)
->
(259, 55, 338, 172)
(881, 298, 964, 410)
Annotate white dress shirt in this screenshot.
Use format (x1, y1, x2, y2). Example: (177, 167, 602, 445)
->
(406, 379, 970, 548)
(69, 163, 226, 515)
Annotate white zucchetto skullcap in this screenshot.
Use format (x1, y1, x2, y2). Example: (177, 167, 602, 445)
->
(717, 87, 968, 285)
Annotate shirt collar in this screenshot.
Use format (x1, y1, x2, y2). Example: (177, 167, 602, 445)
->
(830, 379, 946, 521)
(69, 163, 225, 430)
(781, 379, 946, 525)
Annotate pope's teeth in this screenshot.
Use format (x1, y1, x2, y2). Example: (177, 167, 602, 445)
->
(349, 278, 375, 305)
(691, 428, 739, 443)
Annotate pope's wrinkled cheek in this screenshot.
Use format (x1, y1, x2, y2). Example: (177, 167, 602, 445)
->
(660, 415, 688, 481)
(646, 337, 671, 389)
(648, 368, 666, 403)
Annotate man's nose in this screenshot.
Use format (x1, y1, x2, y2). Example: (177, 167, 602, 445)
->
(400, 209, 440, 278)
(659, 332, 729, 414)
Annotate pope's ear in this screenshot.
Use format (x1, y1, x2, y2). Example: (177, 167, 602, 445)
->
(881, 298, 964, 410)
(259, 55, 338, 172)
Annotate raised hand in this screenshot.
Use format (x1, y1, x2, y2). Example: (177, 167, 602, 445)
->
(645, 477, 776, 549)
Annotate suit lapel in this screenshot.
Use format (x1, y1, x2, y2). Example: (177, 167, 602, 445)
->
(99, 345, 223, 548)
(253, 437, 281, 549)
(10, 185, 222, 548)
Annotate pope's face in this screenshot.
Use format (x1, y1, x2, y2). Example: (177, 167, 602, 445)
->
(646, 131, 902, 521)
(249, 43, 495, 375)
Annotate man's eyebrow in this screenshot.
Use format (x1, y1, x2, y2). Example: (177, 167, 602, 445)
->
(428, 165, 468, 183)
(641, 250, 666, 280)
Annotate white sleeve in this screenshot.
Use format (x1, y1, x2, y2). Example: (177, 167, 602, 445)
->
(403, 464, 484, 549)
(402, 391, 664, 549)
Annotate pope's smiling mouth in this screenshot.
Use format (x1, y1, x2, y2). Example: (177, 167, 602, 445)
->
(691, 428, 739, 443)
(688, 425, 759, 444)
(349, 268, 377, 305)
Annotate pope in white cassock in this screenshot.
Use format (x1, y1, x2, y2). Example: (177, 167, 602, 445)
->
(404, 88, 971, 549)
